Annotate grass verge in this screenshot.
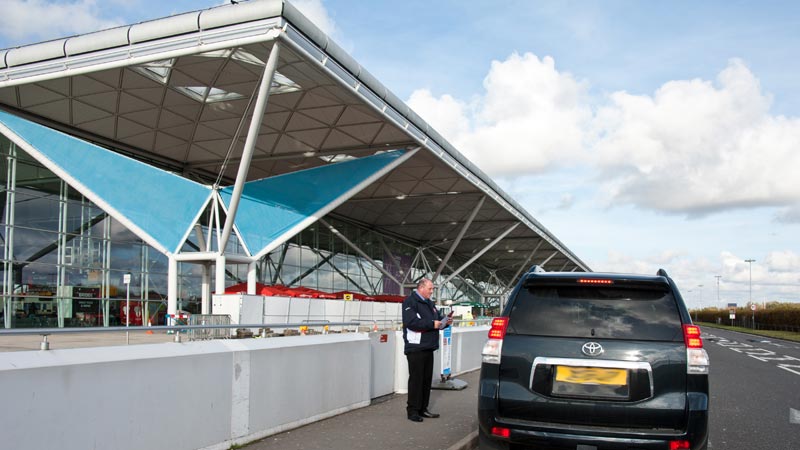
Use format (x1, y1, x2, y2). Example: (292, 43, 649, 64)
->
(697, 322, 800, 343)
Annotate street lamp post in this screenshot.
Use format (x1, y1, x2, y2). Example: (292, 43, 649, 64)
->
(744, 259, 755, 328)
(715, 275, 721, 304)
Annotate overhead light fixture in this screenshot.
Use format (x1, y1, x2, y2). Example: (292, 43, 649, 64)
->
(130, 59, 175, 84)
(507, 249, 515, 253)
(396, 194, 407, 200)
(175, 86, 245, 103)
(320, 154, 355, 163)
(303, 151, 316, 157)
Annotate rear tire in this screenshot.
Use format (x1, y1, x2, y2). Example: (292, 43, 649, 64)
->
(478, 427, 509, 450)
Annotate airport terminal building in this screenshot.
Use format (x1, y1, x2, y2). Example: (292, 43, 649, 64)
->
(0, 0, 588, 329)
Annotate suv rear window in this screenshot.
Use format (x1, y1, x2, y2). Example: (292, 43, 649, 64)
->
(507, 285, 683, 341)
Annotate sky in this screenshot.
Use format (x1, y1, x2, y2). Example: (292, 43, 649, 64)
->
(1, 0, 799, 309)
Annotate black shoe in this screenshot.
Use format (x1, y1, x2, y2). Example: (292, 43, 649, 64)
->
(407, 414, 424, 422)
(420, 410, 440, 418)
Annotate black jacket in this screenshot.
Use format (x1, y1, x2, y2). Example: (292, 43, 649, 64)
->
(402, 291, 444, 354)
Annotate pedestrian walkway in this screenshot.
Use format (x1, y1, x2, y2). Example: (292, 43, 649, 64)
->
(242, 369, 481, 450)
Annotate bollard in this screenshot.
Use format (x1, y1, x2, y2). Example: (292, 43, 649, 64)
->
(174, 331, 182, 343)
(40, 335, 50, 351)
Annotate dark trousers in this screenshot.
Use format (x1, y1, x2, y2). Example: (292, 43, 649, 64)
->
(406, 350, 434, 415)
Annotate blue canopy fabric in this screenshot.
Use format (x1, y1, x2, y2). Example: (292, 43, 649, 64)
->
(0, 110, 211, 254)
(0, 109, 409, 259)
(220, 150, 407, 258)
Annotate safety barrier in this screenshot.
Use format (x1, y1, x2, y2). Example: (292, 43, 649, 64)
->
(0, 324, 488, 450)
(188, 314, 232, 340)
(0, 321, 361, 349)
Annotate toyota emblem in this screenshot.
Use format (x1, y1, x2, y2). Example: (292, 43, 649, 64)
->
(582, 342, 604, 356)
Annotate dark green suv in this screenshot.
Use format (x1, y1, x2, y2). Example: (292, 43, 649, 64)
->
(478, 268, 709, 449)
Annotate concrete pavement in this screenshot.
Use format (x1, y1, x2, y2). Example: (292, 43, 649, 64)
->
(0, 329, 175, 352)
(240, 369, 481, 450)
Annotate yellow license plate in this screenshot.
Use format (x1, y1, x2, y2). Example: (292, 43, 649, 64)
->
(555, 366, 628, 386)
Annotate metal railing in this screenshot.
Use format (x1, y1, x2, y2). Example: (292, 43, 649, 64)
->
(188, 314, 231, 340)
(0, 321, 362, 350)
(0, 317, 493, 351)
(382, 318, 492, 330)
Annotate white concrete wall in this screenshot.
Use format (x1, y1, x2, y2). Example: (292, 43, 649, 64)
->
(368, 331, 397, 398)
(0, 326, 488, 450)
(213, 295, 403, 331)
(453, 325, 490, 374)
(0, 334, 370, 450)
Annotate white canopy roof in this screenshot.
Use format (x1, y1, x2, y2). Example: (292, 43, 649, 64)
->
(0, 0, 589, 286)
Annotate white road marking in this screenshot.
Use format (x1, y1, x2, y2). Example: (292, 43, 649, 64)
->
(712, 337, 800, 378)
(791, 408, 800, 425)
(779, 364, 800, 376)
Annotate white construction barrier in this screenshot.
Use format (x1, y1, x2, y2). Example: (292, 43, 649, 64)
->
(0, 334, 370, 450)
(213, 294, 403, 333)
(0, 324, 488, 450)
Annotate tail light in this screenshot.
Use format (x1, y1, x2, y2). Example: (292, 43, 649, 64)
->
(669, 440, 690, 449)
(577, 278, 614, 285)
(683, 324, 703, 348)
(683, 324, 709, 374)
(488, 317, 509, 339)
(482, 317, 509, 364)
(491, 426, 511, 438)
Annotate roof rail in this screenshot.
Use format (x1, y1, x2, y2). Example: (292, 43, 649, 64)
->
(529, 265, 546, 273)
(657, 268, 669, 277)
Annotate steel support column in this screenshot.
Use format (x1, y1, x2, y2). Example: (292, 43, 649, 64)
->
(218, 41, 281, 253)
(215, 255, 226, 295)
(318, 218, 403, 289)
(539, 251, 558, 269)
(247, 261, 257, 295)
(442, 223, 519, 287)
(506, 241, 543, 289)
(433, 196, 485, 282)
(201, 263, 211, 314)
(168, 256, 178, 316)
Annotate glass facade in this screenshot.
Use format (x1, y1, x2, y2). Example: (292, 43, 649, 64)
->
(0, 133, 496, 328)
(1, 135, 184, 328)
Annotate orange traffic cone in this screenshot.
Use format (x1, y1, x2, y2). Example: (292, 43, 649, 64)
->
(373, 322, 378, 332)
(145, 317, 153, 334)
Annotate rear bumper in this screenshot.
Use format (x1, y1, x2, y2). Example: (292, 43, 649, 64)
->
(478, 378, 709, 449)
(478, 426, 707, 450)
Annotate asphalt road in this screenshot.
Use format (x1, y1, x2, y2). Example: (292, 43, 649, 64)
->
(702, 327, 800, 449)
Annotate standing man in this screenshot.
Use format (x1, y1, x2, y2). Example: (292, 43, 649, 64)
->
(402, 277, 449, 422)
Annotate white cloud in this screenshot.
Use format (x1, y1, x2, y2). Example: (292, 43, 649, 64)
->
(407, 52, 591, 176)
(406, 90, 470, 143)
(408, 55, 800, 219)
(291, 0, 337, 37)
(764, 250, 800, 273)
(593, 59, 800, 217)
(0, 0, 123, 43)
(556, 193, 574, 210)
(775, 204, 800, 224)
(594, 249, 799, 305)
